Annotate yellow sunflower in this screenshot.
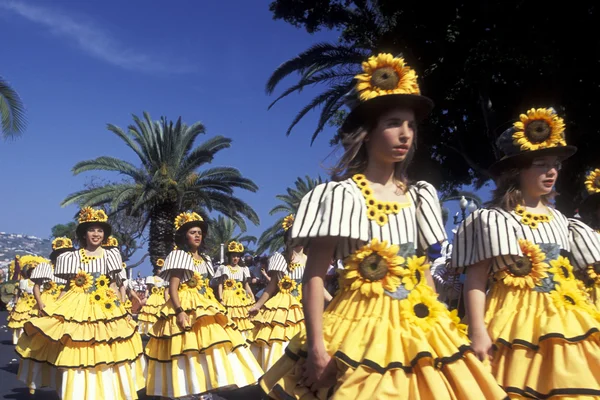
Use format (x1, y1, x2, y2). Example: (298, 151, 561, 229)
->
(282, 214, 295, 232)
(124, 299, 132, 310)
(95, 275, 110, 291)
(549, 256, 575, 283)
(95, 209, 108, 222)
(90, 290, 106, 305)
(550, 280, 591, 311)
(43, 281, 57, 292)
(341, 238, 408, 297)
(102, 301, 114, 312)
(104, 289, 117, 301)
(585, 169, 600, 194)
(497, 239, 548, 289)
(78, 206, 95, 223)
(288, 262, 301, 272)
(355, 53, 420, 101)
(587, 263, 600, 285)
(235, 282, 243, 290)
(399, 286, 445, 333)
(449, 309, 468, 338)
(156, 258, 165, 268)
(512, 108, 566, 151)
(235, 289, 245, 299)
(174, 212, 203, 230)
(70, 270, 93, 293)
(159, 287, 165, 296)
(151, 287, 159, 295)
(278, 276, 297, 294)
(224, 279, 236, 290)
(402, 256, 429, 291)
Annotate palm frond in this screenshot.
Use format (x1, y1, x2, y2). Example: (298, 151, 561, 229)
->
(0, 76, 26, 138)
(72, 157, 147, 182)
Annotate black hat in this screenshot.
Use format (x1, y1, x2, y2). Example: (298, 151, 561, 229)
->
(75, 207, 112, 239)
(340, 53, 434, 133)
(49, 237, 75, 264)
(173, 211, 208, 248)
(489, 107, 576, 176)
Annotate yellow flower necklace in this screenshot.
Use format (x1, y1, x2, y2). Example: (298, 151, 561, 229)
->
(79, 248, 103, 264)
(514, 205, 552, 229)
(188, 253, 203, 266)
(352, 174, 408, 226)
(228, 265, 240, 274)
(289, 252, 306, 272)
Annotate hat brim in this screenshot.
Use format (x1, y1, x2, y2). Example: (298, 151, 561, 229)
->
(176, 220, 208, 235)
(226, 251, 244, 256)
(341, 94, 434, 133)
(489, 146, 577, 177)
(579, 193, 600, 218)
(76, 221, 112, 240)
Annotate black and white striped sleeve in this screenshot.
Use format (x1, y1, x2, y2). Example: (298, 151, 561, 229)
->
(105, 248, 124, 276)
(54, 250, 79, 279)
(203, 256, 215, 276)
(30, 263, 53, 283)
(159, 250, 195, 282)
(290, 181, 366, 252)
(414, 181, 447, 251)
(451, 208, 522, 272)
(568, 218, 600, 270)
(268, 252, 288, 273)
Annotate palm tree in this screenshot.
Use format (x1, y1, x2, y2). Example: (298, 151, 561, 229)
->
(266, 43, 368, 144)
(62, 112, 259, 267)
(204, 215, 258, 261)
(256, 175, 323, 254)
(0, 76, 26, 139)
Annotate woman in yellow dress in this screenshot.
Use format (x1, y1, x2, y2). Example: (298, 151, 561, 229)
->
(16, 207, 146, 399)
(575, 167, 600, 308)
(214, 241, 256, 338)
(261, 53, 507, 400)
(7, 255, 45, 344)
(452, 107, 600, 397)
(31, 237, 72, 315)
(249, 214, 320, 370)
(145, 212, 263, 398)
(138, 273, 166, 335)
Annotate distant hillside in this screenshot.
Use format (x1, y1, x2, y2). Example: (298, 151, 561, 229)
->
(0, 232, 51, 270)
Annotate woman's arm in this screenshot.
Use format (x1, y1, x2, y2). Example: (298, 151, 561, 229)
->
(249, 271, 282, 315)
(244, 281, 255, 301)
(33, 283, 44, 312)
(464, 260, 493, 361)
(169, 271, 189, 329)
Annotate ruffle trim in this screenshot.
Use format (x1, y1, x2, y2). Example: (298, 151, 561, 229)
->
(148, 312, 237, 339)
(505, 386, 600, 398)
(23, 317, 139, 344)
(145, 339, 247, 362)
(16, 350, 145, 370)
(495, 328, 600, 351)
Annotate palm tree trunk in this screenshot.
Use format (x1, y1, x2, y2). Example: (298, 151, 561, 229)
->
(149, 201, 178, 270)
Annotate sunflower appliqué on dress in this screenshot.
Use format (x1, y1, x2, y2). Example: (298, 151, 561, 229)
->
(16, 268, 146, 399)
(512, 107, 567, 152)
(221, 276, 255, 335)
(352, 174, 405, 226)
(514, 205, 552, 229)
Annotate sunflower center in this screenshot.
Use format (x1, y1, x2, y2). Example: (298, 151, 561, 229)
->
(560, 266, 570, 279)
(94, 294, 101, 301)
(414, 303, 430, 318)
(371, 67, 400, 90)
(44, 282, 51, 290)
(508, 257, 533, 277)
(359, 254, 389, 281)
(105, 303, 111, 309)
(76, 277, 85, 286)
(188, 279, 197, 288)
(563, 295, 576, 305)
(525, 120, 551, 143)
(282, 281, 292, 290)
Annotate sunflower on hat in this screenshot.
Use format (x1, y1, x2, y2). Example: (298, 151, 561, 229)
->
(355, 53, 420, 101)
(227, 241, 244, 254)
(52, 237, 73, 250)
(282, 214, 295, 232)
(174, 212, 204, 231)
(512, 108, 566, 151)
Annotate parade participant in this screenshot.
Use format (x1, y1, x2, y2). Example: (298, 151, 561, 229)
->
(145, 212, 262, 398)
(138, 270, 166, 334)
(248, 214, 315, 370)
(261, 53, 507, 399)
(214, 241, 256, 337)
(16, 207, 146, 399)
(452, 107, 600, 397)
(8, 255, 46, 344)
(575, 167, 600, 308)
(30, 237, 72, 315)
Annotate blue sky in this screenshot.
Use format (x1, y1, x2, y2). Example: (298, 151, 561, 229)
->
(0, 0, 487, 275)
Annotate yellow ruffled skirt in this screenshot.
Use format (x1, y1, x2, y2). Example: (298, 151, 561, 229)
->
(15, 288, 146, 400)
(485, 281, 600, 398)
(145, 287, 263, 397)
(250, 291, 304, 370)
(222, 287, 255, 336)
(8, 295, 36, 344)
(138, 291, 165, 335)
(261, 286, 507, 400)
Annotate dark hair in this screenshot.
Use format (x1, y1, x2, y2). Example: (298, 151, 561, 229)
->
(174, 225, 209, 264)
(330, 104, 417, 192)
(488, 161, 556, 211)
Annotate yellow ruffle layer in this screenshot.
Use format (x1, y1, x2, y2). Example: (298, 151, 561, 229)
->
(222, 290, 254, 332)
(43, 289, 129, 323)
(485, 282, 600, 397)
(146, 292, 165, 307)
(16, 323, 144, 368)
(138, 293, 164, 324)
(159, 288, 225, 319)
(261, 288, 506, 400)
(251, 292, 304, 343)
(40, 290, 58, 306)
(7, 298, 35, 328)
(138, 312, 158, 324)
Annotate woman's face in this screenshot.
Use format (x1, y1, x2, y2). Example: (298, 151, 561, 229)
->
(85, 225, 104, 247)
(186, 227, 203, 248)
(366, 108, 416, 164)
(519, 156, 560, 198)
(231, 255, 240, 265)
